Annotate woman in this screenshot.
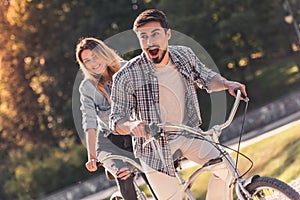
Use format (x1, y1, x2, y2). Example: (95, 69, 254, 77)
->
(75, 37, 137, 199)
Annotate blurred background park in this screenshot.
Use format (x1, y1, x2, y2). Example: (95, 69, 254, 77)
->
(1, 0, 300, 199)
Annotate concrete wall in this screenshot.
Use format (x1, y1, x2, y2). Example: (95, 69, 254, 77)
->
(221, 88, 300, 142)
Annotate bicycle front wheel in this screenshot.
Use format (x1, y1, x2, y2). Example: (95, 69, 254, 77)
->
(245, 176, 300, 200)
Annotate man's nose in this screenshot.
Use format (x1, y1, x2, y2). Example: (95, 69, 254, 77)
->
(146, 36, 154, 46)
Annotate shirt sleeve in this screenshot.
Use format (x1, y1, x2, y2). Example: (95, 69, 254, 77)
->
(79, 81, 98, 132)
(109, 69, 134, 132)
(187, 47, 217, 92)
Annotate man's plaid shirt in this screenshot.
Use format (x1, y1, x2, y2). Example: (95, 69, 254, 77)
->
(110, 45, 217, 176)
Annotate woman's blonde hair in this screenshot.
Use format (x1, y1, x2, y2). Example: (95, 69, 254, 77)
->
(75, 37, 122, 104)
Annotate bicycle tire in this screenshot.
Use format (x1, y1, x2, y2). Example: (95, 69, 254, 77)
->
(109, 191, 123, 200)
(245, 176, 300, 200)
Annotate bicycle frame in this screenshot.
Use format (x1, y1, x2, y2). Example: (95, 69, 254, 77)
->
(101, 90, 255, 200)
(153, 90, 255, 200)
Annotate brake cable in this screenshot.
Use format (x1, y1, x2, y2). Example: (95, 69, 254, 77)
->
(235, 98, 249, 175)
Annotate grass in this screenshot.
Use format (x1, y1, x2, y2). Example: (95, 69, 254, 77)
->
(177, 122, 300, 199)
(237, 123, 300, 182)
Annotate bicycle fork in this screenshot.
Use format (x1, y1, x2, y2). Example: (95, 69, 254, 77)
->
(221, 149, 259, 200)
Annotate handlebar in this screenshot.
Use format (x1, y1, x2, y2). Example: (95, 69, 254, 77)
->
(145, 90, 248, 145)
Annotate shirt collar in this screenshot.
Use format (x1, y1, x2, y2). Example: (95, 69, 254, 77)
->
(169, 46, 192, 79)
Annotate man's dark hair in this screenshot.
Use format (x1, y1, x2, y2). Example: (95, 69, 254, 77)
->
(133, 9, 169, 31)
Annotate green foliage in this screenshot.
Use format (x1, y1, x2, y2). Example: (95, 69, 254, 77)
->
(0, 0, 154, 199)
(1, 138, 94, 200)
(245, 53, 300, 106)
(157, 0, 297, 80)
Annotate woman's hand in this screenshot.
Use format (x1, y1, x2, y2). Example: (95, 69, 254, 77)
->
(116, 167, 132, 180)
(85, 158, 98, 172)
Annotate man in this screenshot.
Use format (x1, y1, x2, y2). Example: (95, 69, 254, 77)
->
(109, 9, 247, 199)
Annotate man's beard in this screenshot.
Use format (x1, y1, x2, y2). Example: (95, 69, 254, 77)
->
(152, 49, 167, 64)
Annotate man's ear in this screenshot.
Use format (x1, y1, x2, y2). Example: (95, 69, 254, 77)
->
(166, 28, 171, 40)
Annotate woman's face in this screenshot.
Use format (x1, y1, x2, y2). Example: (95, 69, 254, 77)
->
(81, 49, 107, 75)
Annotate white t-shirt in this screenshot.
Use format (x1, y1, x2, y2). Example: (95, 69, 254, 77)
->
(154, 60, 186, 124)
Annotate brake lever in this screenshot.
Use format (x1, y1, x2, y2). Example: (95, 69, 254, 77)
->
(143, 122, 161, 147)
(243, 96, 250, 103)
(234, 89, 250, 103)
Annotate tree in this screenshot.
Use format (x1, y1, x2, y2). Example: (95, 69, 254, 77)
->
(157, 0, 293, 80)
(0, 0, 155, 198)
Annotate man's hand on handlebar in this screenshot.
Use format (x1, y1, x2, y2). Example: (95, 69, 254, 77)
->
(124, 120, 151, 139)
(224, 80, 248, 101)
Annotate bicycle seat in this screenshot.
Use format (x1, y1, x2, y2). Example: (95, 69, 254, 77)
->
(105, 169, 115, 180)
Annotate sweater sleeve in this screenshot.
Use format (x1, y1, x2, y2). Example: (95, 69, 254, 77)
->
(79, 80, 98, 132)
